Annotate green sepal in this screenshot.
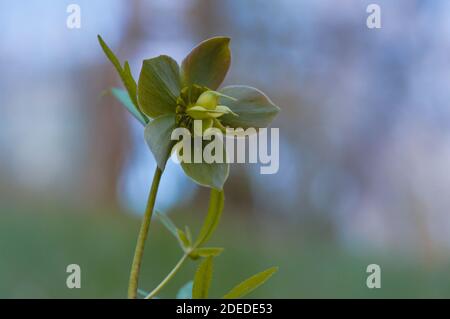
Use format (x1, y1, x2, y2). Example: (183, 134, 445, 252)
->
(181, 37, 231, 90)
(219, 85, 280, 129)
(144, 114, 177, 170)
(138, 55, 181, 118)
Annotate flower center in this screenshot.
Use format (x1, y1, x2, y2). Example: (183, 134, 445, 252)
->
(175, 85, 237, 134)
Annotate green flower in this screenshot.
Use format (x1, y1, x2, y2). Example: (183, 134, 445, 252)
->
(98, 36, 279, 190)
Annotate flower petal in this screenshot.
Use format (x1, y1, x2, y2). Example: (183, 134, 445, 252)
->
(207, 112, 224, 118)
(219, 85, 280, 129)
(215, 105, 237, 116)
(187, 106, 211, 119)
(138, 55, 181, 118)
(181, 37, 231, 90)
(144, 114, 177, 170)
(182, 161, 230, 190)
(180, 140, 229, 190)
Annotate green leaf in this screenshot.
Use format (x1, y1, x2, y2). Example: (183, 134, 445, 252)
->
(192, 256, 214, 299)
(122, 61, 138, 103)
(177, 229, 191, 249)
(222, 267, 278, 299)
(219, 85, 280, 129)
(138, 55, 181, 118)
(181, 37, 231, 90)
(190, 247, 224, 259)
(194, 189, 225, 247)
(97, 35, 144, 120)
(144, 114, 177, 170)
(111, 88, 148, 126)
(155, 210, 178, 237)
(98, 35, 122, 75)
(155, 211, 191, 251)
(185, 226, 192, 244)
(176, 281, 193, 299)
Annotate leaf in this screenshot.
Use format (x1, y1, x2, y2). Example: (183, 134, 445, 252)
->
(192, 256, 214, 299)
(222, 267, 278, 299)
(185, 226, 193, 244)
(176, 281, 193, 299)
(97, 35, 145, 120)
(144, 114, 177, 170)
(190, 247, 224, 259)
(98, 35, 122, 76)
(194, 189, 225, 247)
(181, 37, 231, 90)
(122, 61, 138, 106)
(177, 229, 191, 249)
(155, 211, 191, 251)
(219, 85, 280, 129)
(111, 88, 148, 126)
(155, 210, 178, 237)
(138, 55, 181, 118)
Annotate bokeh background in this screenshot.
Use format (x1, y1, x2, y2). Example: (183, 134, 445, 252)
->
(1, 0, 450, 298)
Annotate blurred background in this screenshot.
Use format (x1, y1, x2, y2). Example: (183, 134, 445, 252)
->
(1, 0, 450, 298)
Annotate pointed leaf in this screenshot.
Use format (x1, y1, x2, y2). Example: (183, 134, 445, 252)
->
(138, 55, 181, 118)
(122, 61, 139, 107)
(219, 85, 280, 129)
(97, 35, 143, 116)
(111, 88, 148, 126)
(144, 114, 176, 170)
(176, 281, 193, 299)
(181, 37, 231, 90)
(98, 35, 122, 75)
(155, 211, 191, 251)
(177, 229, 191, 249)
(223, 267, 278, 299)
(155, 210, 178, 238)
(192, 256, 214, 299)
(194, 189, 225, 247)
(190, 247, 224, 259)
(185, 226, 193, 243)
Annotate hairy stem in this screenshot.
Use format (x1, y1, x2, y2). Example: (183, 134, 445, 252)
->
(128, 167, 163, 299)
(145, 253, 189, 299)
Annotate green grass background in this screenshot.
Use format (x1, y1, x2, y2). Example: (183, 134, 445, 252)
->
(1, 201, 450, 298)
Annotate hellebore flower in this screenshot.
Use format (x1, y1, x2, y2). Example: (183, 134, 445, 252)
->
(98, 36, 279, 190)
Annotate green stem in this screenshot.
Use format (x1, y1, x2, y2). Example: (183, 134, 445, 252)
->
(128, 167, 163, 299)
(145, 253, 189, 299)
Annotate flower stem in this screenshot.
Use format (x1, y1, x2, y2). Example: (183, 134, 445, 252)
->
(145, 253, 189, 299)
(128, 166, 163, 299)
